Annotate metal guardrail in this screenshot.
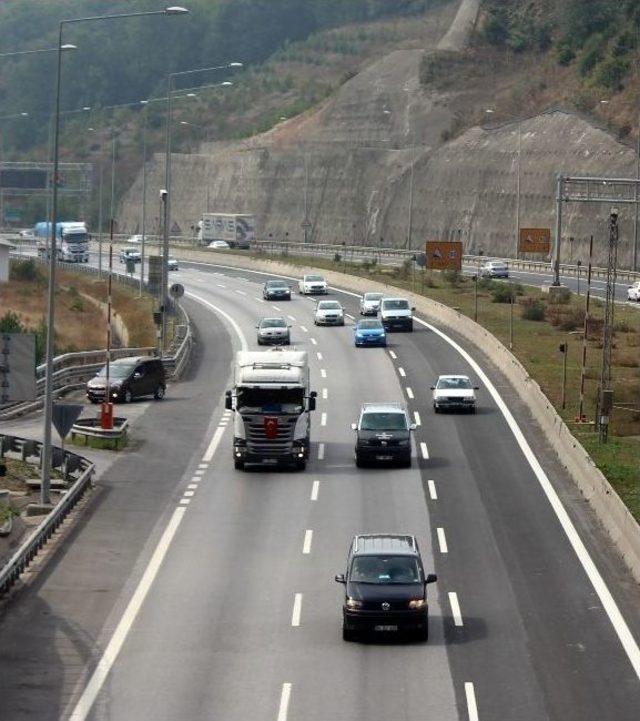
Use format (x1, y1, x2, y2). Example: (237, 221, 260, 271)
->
(0, 434, 94, 596)
(1, 257, 193, 420)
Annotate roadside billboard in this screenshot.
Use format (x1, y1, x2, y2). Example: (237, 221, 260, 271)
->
(519, 227, 551, 254)
(425, 241, 463, 271)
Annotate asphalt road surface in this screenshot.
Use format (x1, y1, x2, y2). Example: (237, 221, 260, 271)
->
(0, 256, 639, 721)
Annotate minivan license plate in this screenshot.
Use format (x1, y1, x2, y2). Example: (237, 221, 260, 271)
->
(376, 455, 393, 460)
(374, 625, 398, 632)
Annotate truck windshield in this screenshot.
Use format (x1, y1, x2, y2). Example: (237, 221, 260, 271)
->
(237, 387, 304, 413)
(63, 232, 88, 244)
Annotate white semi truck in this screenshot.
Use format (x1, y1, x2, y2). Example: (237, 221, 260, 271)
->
(199, 213, 255, 249)
(225, 349, 317, 471)
(35, 221, 89, 263)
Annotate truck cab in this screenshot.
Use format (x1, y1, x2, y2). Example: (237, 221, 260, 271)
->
(226, 349, 317, 471)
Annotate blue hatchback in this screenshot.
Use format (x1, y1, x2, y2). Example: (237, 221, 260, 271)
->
(354, 319, 387, 347)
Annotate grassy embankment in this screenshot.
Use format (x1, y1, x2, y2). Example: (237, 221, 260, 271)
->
(253, 249, 640, 520)
(0, 259, 156, 361)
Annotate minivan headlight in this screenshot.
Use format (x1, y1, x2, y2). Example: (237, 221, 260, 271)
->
(346, 597, 363, 609)
(408, 599, 426, 609)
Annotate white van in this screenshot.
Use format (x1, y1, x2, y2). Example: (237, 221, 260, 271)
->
(379, 297, 414, 332)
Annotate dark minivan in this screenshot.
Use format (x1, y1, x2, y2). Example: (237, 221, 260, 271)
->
(86, 357, 165, 404)
(336, 534, 437, 641)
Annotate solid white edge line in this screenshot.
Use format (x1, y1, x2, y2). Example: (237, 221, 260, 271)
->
(186, 261, 640, 678)
(448, 591, 463, 626)
(68, 507, 187, 721)
(186, 291, 248, 352)
(406, 387, 414, 399)
(277, 683, 292, 721)
(420, 442, 429, 460)
(291, 593, 303, 627)
(311, 480, 320, 501)
(437, 527, 448, 554)
(302, 529, 313, 554)
(464, 682, 479, 721)
(428, 480, 438, 500)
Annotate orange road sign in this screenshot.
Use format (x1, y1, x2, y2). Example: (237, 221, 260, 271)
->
(519, 227, 551, 254)
(425, 241, 462, 271)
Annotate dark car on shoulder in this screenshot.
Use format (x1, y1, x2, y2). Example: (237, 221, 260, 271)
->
(335, 534, 437, 641)
(263, 279, 292, 300)
(352, 402, 415, 468)
(86, 356, 165, 404)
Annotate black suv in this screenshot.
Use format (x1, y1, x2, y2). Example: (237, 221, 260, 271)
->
(335, 534, 437, 641)
(263, 279, 292, 300)
(86, 357, 165, 404)
(351, 403, 415, 467)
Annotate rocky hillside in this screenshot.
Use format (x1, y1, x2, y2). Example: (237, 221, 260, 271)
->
(118, 0, 639, 268)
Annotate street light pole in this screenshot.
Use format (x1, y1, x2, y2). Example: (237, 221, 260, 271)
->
(40, 6, 189, 506)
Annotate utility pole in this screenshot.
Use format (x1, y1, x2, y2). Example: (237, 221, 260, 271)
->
(515, 120, 521, 259)
(598, 211, 619, 443)
(577, 236, 593, 422)
(406, 158, 415, 250)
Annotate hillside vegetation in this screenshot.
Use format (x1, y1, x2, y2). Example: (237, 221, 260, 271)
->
(421, 0, 640, 142)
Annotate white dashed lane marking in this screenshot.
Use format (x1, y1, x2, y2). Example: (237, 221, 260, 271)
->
(465, 683, 479, 721)
(302, 530, 313, 555)
(320, 369, 327, 378)
(398, 367, 406, 377)
(311, 480, 320, 501)
(278, 684, 292, 721)
(428, 480, 438, 500)
(318, 443, 325, 460)
(291, 593, 303, 627)
(322, 388, 328, 400)
(413, 411, 421, 426)
(321, 412, 327, 427)
(300, 325, 309, 333)
(389, 350, 397, 359)
(316, 352, 323, 360)
(406, 387, 414, 399)
(449, 592, 463, 626)
(310, 338, 317, 345)
(437, 527, 448, 554)
(420, 442, 429, 460)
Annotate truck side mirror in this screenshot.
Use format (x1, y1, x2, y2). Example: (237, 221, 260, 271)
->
(308, 391, 317, 411)
(224, 390, 233, 410)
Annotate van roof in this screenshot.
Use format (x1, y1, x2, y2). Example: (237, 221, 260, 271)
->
(352, 534, 419, 556)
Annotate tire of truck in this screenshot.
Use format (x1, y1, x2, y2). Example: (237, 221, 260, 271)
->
(234, 459, 245, 471)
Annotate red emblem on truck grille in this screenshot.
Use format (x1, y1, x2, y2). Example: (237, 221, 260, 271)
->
(264, 416, 279, 439)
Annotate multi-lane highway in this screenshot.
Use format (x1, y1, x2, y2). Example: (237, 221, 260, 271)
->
(1, 257, 640, 721)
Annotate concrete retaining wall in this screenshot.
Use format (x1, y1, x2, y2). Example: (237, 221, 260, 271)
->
(174, 246, 640, 583)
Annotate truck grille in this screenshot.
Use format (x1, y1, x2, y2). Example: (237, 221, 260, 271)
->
(243, 414, 297, 456)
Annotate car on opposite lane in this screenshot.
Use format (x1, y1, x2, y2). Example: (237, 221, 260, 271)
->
(354, 319, 386, 347)
(480, 260, 509, 278)
(431, 374, 478, 413)
(208, 240, 230, 250)
(256, 317, 291, 345)
(119, 247, 141, 264)
(359, 292, 384, 316)
(298, 274, 328, 295)
(352, 402, 415, 467)
(263, 279, 292, 300)
(335, 534, 437, 642)
(86, 356, 165, 404)
(314, 300, 345, 326)
(627, 281, 640, 302)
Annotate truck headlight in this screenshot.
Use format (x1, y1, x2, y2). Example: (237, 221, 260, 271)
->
(408, 599, 426, 609)
(346, 597, 363, 609)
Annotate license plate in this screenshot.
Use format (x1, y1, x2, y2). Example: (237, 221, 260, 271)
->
(374, 625, 398, 632)
(376, 455, 393, 460)
(261, 459, 278, 465)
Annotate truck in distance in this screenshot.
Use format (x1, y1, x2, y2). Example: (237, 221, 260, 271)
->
(198, 213, 255, 249)
(225, 349, 317, 471)
(35, 221, 89, 263)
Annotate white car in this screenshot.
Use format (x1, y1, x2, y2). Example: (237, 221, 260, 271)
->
(314, 300, 344, 326)
(480, 261, 509, 278)
(208, 240, 230, 250)
(359, 292, 384, 316)
(119, 247, 141, 263)
(431, 375, 478, 413)
(299, 274, 328, 295)
(126, 234, 143, 244)
(627, 281, 640, 302)
(19, 229, 35, 240)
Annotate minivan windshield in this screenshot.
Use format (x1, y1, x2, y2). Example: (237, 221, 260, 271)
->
(350, 555, 422, 584)
(360, 412, 407, 431)
(97, 362, 136, 379)
(382, 299, 409, 310)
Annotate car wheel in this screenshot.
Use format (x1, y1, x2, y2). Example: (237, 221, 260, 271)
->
(234, 459, 245, 471)
(342, 625, 356, 642)
(415, 624, 429, 642)
(154, 385, 165, 400)
(124, 389, 132, 403)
